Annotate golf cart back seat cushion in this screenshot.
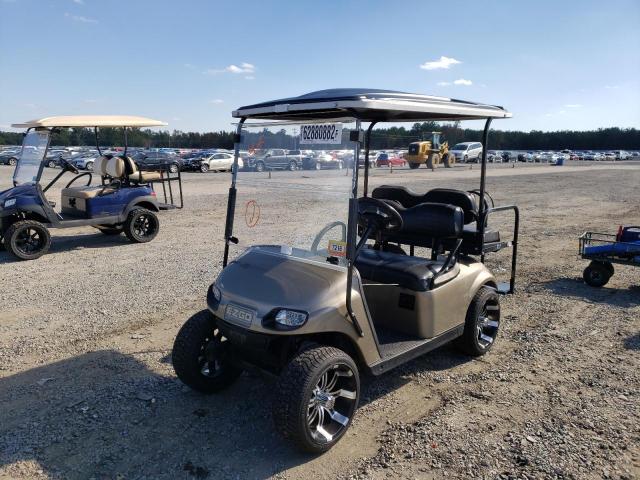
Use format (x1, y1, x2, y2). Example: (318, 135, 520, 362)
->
(355, 248, 460, 291)
(106, 156, 126, 178)
(394, 202, 464, 239)
(373, 186, 478, 224)
(121, 156, 162, 183)
(93, 156, 111, 176)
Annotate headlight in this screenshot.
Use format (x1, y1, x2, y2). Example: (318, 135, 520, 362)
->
(274, 309, 308, 328)
(4, 198, 16, 208)
(212, 284, 222, 302)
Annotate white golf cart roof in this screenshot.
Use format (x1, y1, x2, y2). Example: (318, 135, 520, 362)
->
(12, 115, 167, 128)
(233, 88, 511, 122)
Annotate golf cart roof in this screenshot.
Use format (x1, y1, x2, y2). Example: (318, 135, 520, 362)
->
(233, 88, 511, 122)
(11, 115, 167, 128)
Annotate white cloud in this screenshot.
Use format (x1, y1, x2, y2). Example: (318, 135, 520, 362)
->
(564, 104, 582, 108)
(64, 12, 97, 23)
(204, 62, 256, 76)
(436, 81, 451, 86)
(453, 78, 472, 86)
(209, 99, 224, 104)
(419, 56, 461, 70)
(244, 75, 255, 80)
(72, 0, 84, 4)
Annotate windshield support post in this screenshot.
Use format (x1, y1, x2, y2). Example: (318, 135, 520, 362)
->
(222, 118, 246, 267)
(123, 127, 128, 156)
(478, 117, 492, 259)
(363, 122, 377, 197)
(94, 127, 102, 156)
(345, 119, 364, 337)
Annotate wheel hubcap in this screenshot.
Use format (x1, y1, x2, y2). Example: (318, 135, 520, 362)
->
(198, 331, 228, 378)
(15, 227, 45, 254)
(476, 303, 500, 349)
(133, 214, 156, 237)
(307, 364, 357, 443)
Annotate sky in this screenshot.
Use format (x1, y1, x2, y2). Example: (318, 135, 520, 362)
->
(0, 0, 639, 133)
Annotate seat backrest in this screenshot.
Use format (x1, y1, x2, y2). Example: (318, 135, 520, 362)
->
(400, 202, 464, 239)
(423, 188, 478, 224)
(372, 185, 428, 208)
(105, 156, 126, 178)
(94, 155, 111, 177)
(120, 156, 139, 176)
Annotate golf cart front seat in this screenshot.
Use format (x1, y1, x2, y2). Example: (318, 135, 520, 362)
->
(372, 185, 501, 255)
(61, 156, 116, 204)
(355, 203, 464, 291)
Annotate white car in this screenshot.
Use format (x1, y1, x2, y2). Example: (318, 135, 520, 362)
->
(613, 150, 631, 160)
(200, 152, 241, 172)
(450, 142, 483, 163)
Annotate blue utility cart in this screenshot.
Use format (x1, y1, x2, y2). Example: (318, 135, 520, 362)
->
(579, 226, 640, 287)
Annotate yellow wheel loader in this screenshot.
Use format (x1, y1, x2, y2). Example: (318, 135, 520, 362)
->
(405, 132, 455, 169)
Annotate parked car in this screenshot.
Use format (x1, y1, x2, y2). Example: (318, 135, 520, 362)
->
(131, 151, 182, 173)
(501, 151, 513, 162)
(613, 151, 630, 160)
(486, 150, 501, 163)
(450, 142, 482, 163)
(303, 150, 343, 170)
(375, 152, 406, 167)
(244, 149, 300, 171)
(0, 149, 20, 166)
(198, 152, 240, 172)
(71, 151, 100, 171)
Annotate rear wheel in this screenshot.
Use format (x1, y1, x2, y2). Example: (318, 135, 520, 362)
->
(172, 310, 243, 393)
(5, 220, 51, 260)
(456, 286, 500, 356)
(337, 161, 343, 170)
(124, 208, 159, 243)
(48, 160, 57, 168)
(583, 261, 611, 287)
(169, 163, 179, 173)
(255, 161, 265, 172)
(8, 157, 17, 166)
(274, 346, 360, 453)
(443, 152, 455, 168)
(408, 162, 420, 169)
(288, 160, 298, 171)
(85, 161, 94, 172)
(314, 162, 322, 170)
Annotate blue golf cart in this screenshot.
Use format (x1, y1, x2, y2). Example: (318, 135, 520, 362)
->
(0, 115, 183, 260)
(579, 225, 640, 286)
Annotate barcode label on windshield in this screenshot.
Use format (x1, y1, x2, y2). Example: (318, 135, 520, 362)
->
(299, 123, 343, 145)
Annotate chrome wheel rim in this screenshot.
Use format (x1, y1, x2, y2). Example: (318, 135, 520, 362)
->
(307, 363, 357, 443)
(476, 302, 500, 349)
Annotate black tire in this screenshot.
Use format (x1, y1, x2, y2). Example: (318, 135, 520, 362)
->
(288, 160, 298, 171)
(172, 310, 242, 393)
(602, 261, 614, 276)
(255, 161, 265, 172)
(463, 155, 468, 163)
(48, 160, 57, 168)
(314, 162, 322, 170)
(426, 153, 439, 169)
(8, 157, 17, 166)
(583, 261, 611, 287)
(456, 286, 500, 356)
(408, 162, 420, 169)
(96, 225, 123, 235)
(443, 152, 455, 168)
(85, 161, 94, 172)
(169, 163, 179, 173)
(123, 208, 159, 243)
(5, 220, 51, 260)
(200, 163, 209, 173)
(273, 346, 360, 453)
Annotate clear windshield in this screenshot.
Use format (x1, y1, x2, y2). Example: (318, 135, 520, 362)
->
(228, 121, 357, 268)
(13, 129, 50, 185)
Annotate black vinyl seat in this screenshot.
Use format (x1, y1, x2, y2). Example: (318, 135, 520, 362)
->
(355, 248, 460, 291)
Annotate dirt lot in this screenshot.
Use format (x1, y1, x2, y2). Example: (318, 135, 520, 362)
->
(0, 162, 639, 479)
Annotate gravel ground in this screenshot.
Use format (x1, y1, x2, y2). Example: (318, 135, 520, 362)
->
(0, 161, 638, 479)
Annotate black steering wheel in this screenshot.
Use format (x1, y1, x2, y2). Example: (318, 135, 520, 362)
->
(61, 158, 80, 174)
(357, 197, 403, 232)
(65, 172, 93, 189)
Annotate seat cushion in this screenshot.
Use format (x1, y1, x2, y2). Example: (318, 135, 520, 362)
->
(423, 188, 478, 224)
(61, 186, 114, 199)
(355, 248, 459, 291)
(130, 171, 162, 182)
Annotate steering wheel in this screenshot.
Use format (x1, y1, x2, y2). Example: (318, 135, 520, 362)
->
(61, 158, 80, 174)
(65, 172, 93, 188)
(357, 197, 403, 232)
(310, 221, 347, 256)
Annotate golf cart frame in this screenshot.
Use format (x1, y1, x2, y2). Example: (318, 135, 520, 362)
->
(0, 116, 183, 259)
(173, 88, 520, 452)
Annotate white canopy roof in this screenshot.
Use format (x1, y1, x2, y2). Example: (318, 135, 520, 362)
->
(12, 115, 167, 128)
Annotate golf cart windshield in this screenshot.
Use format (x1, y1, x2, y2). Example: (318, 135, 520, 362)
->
(228, 120, 357, 267)
(13, 129, 50, 185)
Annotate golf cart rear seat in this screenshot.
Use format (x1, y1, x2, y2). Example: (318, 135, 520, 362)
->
(372, 185, 502, 255)
(355, 203, 463, 291)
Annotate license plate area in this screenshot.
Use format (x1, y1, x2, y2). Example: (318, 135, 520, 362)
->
(224, 303, 255, 328)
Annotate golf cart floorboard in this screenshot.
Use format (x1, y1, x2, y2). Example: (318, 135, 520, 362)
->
(370, 324, 463, 375)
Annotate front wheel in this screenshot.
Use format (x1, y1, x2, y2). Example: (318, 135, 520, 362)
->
(443, 152, 455, 168)
(8, 157, 17, 166)
(337, 161, 343, 170)
(172, 310, 242, 393)
(408, 162, 420, 169)
(123, 208, 159, 243)
(48, 160, 57, 168)
(5, 220, 51, 260)
(169, 163, 179, 173)
(456, 286, 500, 356)
(583, 261, 611, 287)
(255, 161, 265, 172)
(200, 163, 209, 173)
(274, 346, 360, 453)
(288, 160, 298, 171)
(85, 161, 94, 172)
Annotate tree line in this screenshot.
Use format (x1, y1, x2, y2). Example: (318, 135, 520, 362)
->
(1, 124, 638, 150)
